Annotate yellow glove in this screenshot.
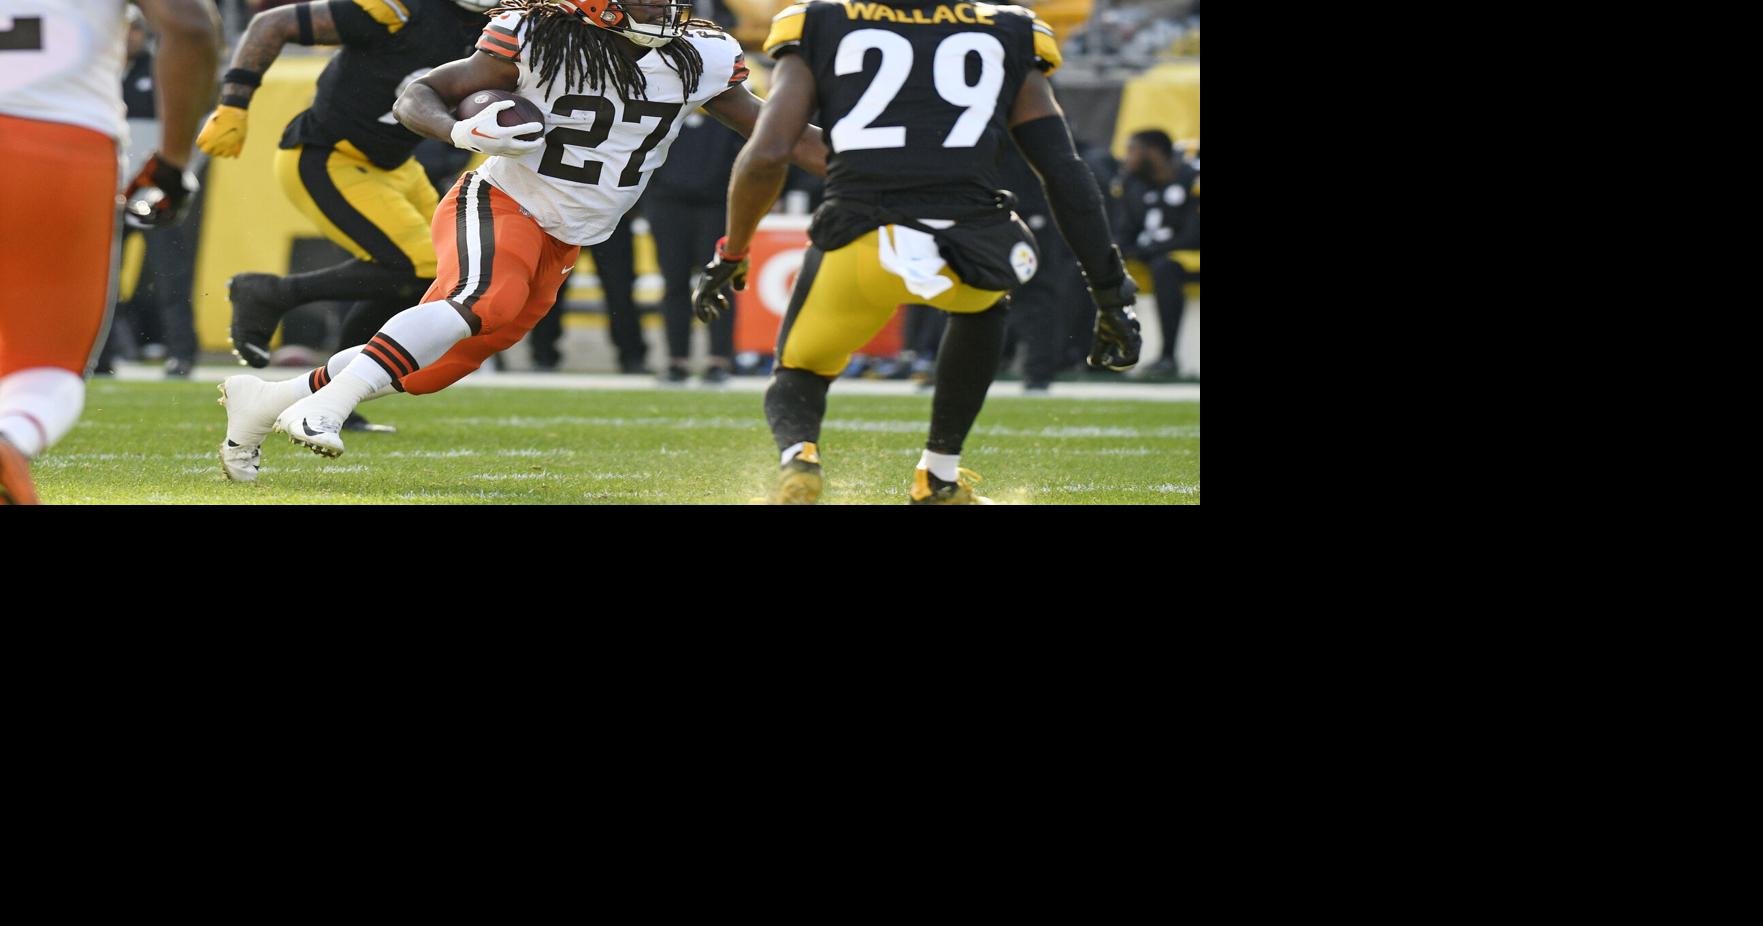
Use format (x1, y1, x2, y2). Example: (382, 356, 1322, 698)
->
(197, 105, 249, 158)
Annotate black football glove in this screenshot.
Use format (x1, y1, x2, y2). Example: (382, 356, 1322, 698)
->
(692, 237, 749, 323)
(1086, 270, 1142, 372)
(124, 154, 200, 230)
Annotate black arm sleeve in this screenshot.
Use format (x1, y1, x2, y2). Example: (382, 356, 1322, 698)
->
(1011, 115, 1126, 287)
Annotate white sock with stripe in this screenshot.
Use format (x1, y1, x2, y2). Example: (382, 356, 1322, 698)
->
(307, 302, 470, 421)
(0, 368, 85, 458)
(323, 345, 397, 403)
(253, 345, 396, 422)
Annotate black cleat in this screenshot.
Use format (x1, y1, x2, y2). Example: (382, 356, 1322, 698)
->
(228, 273, 293, 368)
(342, 412, 397, 434)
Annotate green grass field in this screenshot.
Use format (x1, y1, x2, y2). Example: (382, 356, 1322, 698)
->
(33, 379, 1199, 504)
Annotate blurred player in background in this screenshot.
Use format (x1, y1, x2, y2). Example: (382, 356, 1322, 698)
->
(200, 0, 499, 434)
(1114, 128, 1197, 378)
(0, 0, 218, 505)
(216, 0, 827, 480)
(699, 0, 1140, 504)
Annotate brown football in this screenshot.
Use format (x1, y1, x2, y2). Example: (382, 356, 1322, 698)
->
(455, 89, 547, 142)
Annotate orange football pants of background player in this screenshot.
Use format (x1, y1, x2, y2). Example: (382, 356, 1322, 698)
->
(0, 114, 118, 377)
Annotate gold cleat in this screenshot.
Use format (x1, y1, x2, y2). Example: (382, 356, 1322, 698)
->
(767, 442, 823, 505)
(910, 466, 994, 505)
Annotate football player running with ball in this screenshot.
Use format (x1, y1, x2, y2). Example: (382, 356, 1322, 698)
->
(697, 0, 1142, 504)
(201, 0, 501, 436)
(217, 0, 827, 480)
(1, 0, 219, 505)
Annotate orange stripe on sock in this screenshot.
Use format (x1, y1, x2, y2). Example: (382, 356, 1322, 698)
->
(363, 343, 407, 378)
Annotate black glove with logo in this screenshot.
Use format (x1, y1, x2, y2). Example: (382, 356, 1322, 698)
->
(1084, 248, 1142, 371)
(692, 236, 750, 323)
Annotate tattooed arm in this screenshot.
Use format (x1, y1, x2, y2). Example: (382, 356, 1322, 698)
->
(217, 2, 342, 108)
(197, 2, 347, 158)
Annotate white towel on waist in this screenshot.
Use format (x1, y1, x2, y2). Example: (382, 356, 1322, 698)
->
(875, 221, 955, 300)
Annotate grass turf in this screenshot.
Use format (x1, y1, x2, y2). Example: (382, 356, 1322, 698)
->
(33, 379, 1199, 504)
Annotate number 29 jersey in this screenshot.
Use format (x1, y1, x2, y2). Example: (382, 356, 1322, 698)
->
(765, 0, 1060, 217)
(473, 9, 749, 247)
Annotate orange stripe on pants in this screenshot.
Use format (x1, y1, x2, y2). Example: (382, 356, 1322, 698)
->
(401, 173, 579, 396)
(0, 115, 118, 376)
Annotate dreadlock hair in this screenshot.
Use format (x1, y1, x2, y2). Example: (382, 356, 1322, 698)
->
(488, 1, 724, 100)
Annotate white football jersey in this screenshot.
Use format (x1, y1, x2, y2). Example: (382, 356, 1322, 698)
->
(0, 0, 129, 142)
(474, 10, 748, 246)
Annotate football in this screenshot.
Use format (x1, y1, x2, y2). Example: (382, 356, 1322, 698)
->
(455, 89, 547, 142)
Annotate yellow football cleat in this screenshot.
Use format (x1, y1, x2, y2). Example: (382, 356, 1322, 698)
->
(767, 442, 823, 505)
(909, 466, 994, 505)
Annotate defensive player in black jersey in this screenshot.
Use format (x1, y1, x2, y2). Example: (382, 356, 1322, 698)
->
(197, 0, 496, 423)
(697, 0, 1141, 504)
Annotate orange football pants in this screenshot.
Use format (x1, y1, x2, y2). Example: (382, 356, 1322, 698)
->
(398, 171, 579, 395)
(0, 114, 118, 376)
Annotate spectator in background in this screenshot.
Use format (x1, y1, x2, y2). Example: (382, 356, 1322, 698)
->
(998, 144, 1086, 392)
(100, 6, 204, 378)
(647, 111, 743, 384)
(646, 0, 743, 385)
(526, 209, 648, 373)
(1114, 129, 1198, 378)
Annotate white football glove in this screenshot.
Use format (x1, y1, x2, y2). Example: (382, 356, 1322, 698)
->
(449, 100, 545, 157)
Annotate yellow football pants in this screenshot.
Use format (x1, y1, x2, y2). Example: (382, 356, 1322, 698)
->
(779, 228, 1007, 378)
(273, 141, 438, 277)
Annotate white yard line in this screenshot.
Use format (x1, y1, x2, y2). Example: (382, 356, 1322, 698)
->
(114, 365, 1200, 402)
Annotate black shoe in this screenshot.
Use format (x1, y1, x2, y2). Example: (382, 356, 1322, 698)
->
(228, 273, 293, 369)
(702, 365, 730, 386)
(342, 412, 397, 434)
(1147, 357, 1179, 378)
(164, 357, 194, 379)
(661, 365, 690, 385)
(1024, 379, 1051, 394)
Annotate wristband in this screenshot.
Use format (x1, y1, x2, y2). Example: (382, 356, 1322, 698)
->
(715, 235, 748, 261)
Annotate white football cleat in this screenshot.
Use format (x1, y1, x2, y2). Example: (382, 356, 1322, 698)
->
(217, 375, 284, 482)
(274, 400, 347, 458)
(219, 439, 262, 482)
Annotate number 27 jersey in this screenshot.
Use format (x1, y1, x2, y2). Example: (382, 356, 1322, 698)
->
(474, 9, 748, 247)
(765, 0, 1060, 215)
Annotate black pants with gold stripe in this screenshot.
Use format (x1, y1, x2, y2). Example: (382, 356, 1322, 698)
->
(275, 141, 438, 276)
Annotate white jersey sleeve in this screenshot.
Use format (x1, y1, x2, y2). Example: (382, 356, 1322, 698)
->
(478, 19, 749, 247)
(0, 0, 130, 142)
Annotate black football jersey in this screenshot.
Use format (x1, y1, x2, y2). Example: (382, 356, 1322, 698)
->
(764, 0, 1061, 216)
(1114, 158, 1200, 260)
(280, 0, 486, 169)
